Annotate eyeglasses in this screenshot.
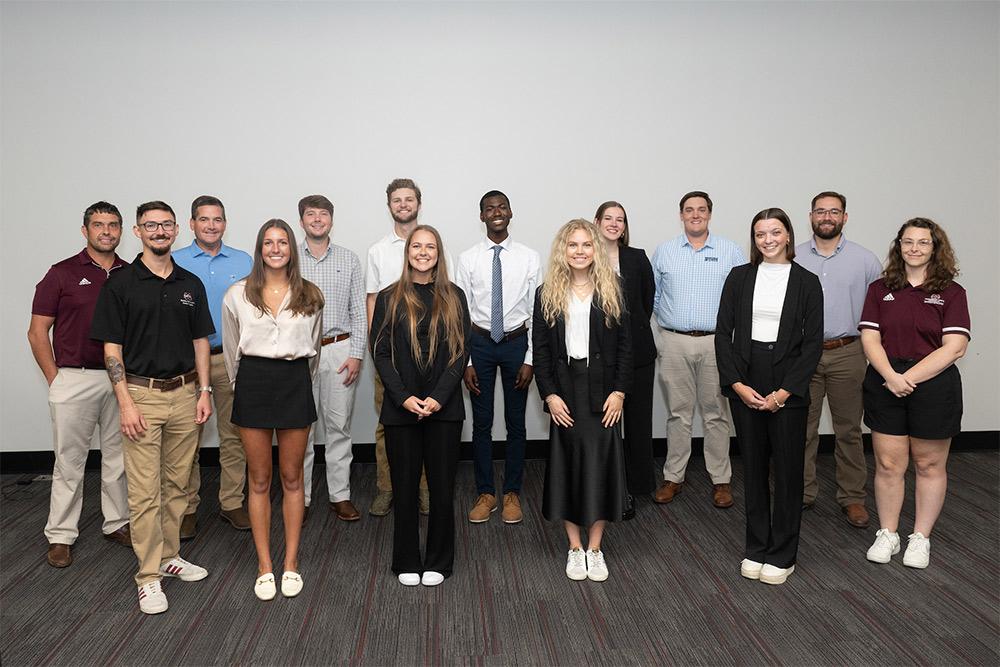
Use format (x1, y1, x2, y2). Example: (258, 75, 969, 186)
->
(900, 239, 932, 249)
(140, 221, 176, 232)
(811, 208, 843, 218)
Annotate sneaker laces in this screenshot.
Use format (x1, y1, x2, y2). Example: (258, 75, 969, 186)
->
(588, 550, 606, 569)
(141, 580, 162, 595)
(873, 528, 896, 550)
(907, 533, 930, 553)
(568, 549, 586, 569)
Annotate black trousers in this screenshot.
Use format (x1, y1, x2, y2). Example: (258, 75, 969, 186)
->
(622, 361, 656, 495)
(384, 421, 461, 577)
(728, 341, 806, 568)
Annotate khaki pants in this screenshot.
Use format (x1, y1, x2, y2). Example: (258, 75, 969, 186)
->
(803, 340, 868, 506)
(45, 368, 129, 544)
(373, 372, 426, 493)
(304, 338, 358, 504)
(657, 329, 733, 484)
(123, 382, 201, 586)
(184, 353, 246, 513)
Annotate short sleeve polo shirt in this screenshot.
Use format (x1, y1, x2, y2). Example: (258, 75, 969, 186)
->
(90, 255, 215, 379)
(859, 278, 971, 360)
(31, 249, 127, 369)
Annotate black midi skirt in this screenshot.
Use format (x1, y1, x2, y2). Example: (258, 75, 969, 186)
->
(542, 358, 627, 526)
(231, 355, 317, 429)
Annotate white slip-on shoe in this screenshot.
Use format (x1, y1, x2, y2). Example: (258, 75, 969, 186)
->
(866, 528, 901, 564)
(398, 573, 420, 586)
(421, 571, 445, 586)
(281, 571, 303, 597)
(759, 563, 795, 585)
(254, 573, 276, 601)
(740, 559, 764, 580)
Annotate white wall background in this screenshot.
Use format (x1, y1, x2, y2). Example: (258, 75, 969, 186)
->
(2, 1, 998, 453)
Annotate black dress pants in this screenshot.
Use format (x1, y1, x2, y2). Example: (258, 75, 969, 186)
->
(622, 360, 656, 495)
(384, 420, 461, 577)
(728, 341, 806, 568)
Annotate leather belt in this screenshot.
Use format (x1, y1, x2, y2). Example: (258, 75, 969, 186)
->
(210, 346, 224, 355)
(126, 369, 199, 392)
(322, 333, 351, 346)
(822, 336, 858, 350)
(472, 323, 528, 343)
(662, 327, 715, 337)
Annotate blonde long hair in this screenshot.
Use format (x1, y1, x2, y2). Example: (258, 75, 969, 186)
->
(540, 219, 623, 327)
(376, 225, 466, 368)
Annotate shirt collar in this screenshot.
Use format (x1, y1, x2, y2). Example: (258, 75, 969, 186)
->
(187, 240, 232, 258)
(485, 236, 512, 251)
(77, 248, 124, 269)
(809, 234, 847, 256)
(133, 254, 184, 282)
(301, 239, 332, 261)
(679, 232, 715, 249)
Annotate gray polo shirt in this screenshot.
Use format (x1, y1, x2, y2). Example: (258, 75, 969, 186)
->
(795, 235, 882, 340)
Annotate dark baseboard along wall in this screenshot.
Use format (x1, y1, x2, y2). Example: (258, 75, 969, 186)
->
(2, 431, 997, 475)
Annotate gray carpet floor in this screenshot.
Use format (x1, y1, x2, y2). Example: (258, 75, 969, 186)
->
(1, 451, 998, 666)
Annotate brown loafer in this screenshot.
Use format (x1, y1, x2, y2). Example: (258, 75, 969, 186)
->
(220, 507, 251, 531)
(712, 483, 734, 509)
(331, 500, 361, 522)
(843, 503, 870, 528)
(103, 525, 132, 547)
(47, 543, 72, 568)
(179, 513, 197, 541)
(653, 481, 682, 504)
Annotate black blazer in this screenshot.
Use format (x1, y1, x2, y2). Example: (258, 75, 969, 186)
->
(370, 284, 472, 426)
(715, 262, 823, 406)
(618, 245, 656, 367)
(532, 286, 633, 415)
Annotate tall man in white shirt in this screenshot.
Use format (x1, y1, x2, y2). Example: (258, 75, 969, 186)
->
(299, 194, 367, 522)
(458, 191, 541, 525)
(795, 191, 882, 528)
(651, 191, 746, 509)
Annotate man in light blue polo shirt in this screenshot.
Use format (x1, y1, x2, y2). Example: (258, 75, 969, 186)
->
(172, 195, 253, 537)
(651, 191, 746, 509)
(795, 191, 882, 528)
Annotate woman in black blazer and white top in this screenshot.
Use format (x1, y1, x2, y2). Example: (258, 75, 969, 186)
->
(534, 219, 632, 583)
(715, 208, 823, 585)
(595, 201, 656, 501)
(370, 225, 471, 588)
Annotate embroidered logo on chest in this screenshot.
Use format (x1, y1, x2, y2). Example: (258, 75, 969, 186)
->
(704, 257, 719, 262)
(923, 294, 944, 306)
(180, 291, 196, 307)
(78, 278, 92, 286)
(882, 293, 895, 301)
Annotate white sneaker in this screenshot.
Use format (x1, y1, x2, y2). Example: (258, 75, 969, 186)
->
(759, 563, 795, 585)
(902, 532, 931, 569)
(740, 559, 764, 580)
(421, 571, 445, 586)
(586, 549, 609, 582)
(866, 528, 901, 564)
(137, 580, 168, 614)
(398, 573, 420, 586)
(254, 573, 276, 601)
(159, 556, 208, 581)
(565, 548, 587, 581)
(281, 571, 303, 597)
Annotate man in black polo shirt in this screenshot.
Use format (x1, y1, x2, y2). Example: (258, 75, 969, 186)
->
(91, 201, 215, 615)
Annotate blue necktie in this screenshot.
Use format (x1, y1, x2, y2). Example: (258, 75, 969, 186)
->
(490, 245, 504, 343)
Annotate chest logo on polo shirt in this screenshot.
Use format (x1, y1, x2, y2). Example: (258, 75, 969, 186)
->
(78, 278, 91, 286)
(180, 292, 196, 307)
(924, 294, 944, 306)
(704, 257, 719, 262)
(882, 293, 895, 301)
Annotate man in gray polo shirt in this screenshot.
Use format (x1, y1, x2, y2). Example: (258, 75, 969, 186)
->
(794, 191, 882, 528)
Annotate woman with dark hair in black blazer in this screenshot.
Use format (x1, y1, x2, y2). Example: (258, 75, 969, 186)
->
(594, 201, 656, 504)
(534, 219, 632, 582)
(370, 225, 471, 588)
(715, 208, 823, 585)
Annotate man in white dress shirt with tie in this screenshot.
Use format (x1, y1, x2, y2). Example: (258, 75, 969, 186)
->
(458, 191, 541, 524)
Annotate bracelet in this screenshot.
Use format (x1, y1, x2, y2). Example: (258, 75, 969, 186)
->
(612, 391, 625, 400)
(544, 394, 558, 404)
(769, 392, 784, 408)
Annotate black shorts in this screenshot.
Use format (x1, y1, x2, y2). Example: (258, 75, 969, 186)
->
(862, 359, 962, 440)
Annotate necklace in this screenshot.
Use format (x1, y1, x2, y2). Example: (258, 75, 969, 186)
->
(268, 284, 289, 295)
(572, 280, 592, 287)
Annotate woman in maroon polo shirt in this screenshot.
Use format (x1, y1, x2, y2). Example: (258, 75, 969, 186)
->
(859, 217, 970, 570)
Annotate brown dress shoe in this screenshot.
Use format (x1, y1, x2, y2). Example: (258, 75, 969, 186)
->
(103, 525, 132, 547)
(468, 493, 497, 523)
(180, 513, 197, 541)
(712, 483, 734, 509)
(653, 481, 682, 504)
(331, 500, 361, 521)
(220, 507, 251, 530)
(47, 543, 72, 568)
(843, 503, 870, 528)
(501, 492, 523, 524)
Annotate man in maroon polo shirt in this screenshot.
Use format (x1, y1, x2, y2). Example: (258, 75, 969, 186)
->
(28, 201, 132, 568)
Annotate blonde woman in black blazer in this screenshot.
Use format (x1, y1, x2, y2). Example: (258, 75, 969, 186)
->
(715, 208, 823, 585)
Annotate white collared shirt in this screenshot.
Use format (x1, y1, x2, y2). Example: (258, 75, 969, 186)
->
(365, 228, 455, 294)
(565, 292, 592, 360)
(456, 236, 542, 365)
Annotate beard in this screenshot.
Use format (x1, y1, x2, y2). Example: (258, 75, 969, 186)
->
(812, 221, 844, 240)
(391, 209, 418, 225)
(149, 243, 171, 256)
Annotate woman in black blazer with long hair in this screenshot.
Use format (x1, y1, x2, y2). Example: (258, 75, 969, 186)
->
(594, 201, 656, 502)
(715, 208, 823, 586)
(370, 225, 471, 588)
(534, 219, 632, 583)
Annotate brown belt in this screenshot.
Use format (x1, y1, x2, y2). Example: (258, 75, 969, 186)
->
(662, 327, 715, 337)
(823, 336, 858, 350)
(322, 333, 351, 346)
(126, 370, 198, 391)
(472, 323, 528, 343)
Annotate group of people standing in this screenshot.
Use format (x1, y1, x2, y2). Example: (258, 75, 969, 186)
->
(29, 183, 971, 615)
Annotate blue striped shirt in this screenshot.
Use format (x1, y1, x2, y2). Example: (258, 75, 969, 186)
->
(172, 241, 253, 349)
(651, 232, 747, 331)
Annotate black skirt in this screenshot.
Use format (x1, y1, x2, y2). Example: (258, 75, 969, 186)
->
(542, 358, 627, 525)
(231, 355, 317, 429)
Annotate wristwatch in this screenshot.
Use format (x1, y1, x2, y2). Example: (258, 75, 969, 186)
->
(198, 386, 213, 394)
